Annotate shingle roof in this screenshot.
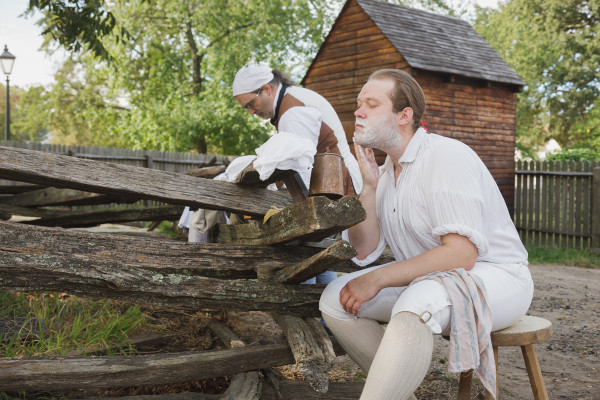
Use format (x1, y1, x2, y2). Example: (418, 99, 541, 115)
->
(355, 0, 524, 86)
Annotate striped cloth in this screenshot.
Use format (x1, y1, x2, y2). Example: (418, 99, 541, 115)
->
(412, 268, 496, 399)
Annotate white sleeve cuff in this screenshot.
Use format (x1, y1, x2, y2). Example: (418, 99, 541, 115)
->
(342, 229, 387, 267)
(431, 223, 489, 256)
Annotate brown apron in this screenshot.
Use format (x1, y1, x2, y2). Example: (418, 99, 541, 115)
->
(271, 89, 355, 196)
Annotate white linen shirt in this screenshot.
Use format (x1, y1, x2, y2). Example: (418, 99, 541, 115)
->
(348, 128, 527, 267)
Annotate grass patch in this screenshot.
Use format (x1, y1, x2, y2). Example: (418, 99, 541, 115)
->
(0, 292, 151, 358)
(148, 220, 185, 239)
(526, 245, 600, 268)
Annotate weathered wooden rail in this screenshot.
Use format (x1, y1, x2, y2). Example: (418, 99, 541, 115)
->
(0, 145, 371, 397)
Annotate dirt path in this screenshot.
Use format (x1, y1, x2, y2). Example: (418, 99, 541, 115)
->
(492, 263, 599, 400)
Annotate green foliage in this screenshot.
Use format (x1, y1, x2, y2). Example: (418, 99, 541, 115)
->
(526, 246, 600, 268)
(0, 292, 149, 357)
(23, 0, 342, 154)
(474, 0, 600, 153)
(27, 0, 132, 65)
(546, 147, 600, 161)
(1, 83, 50, 143)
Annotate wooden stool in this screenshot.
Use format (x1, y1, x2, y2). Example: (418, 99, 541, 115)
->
(457, 315, 553, 400)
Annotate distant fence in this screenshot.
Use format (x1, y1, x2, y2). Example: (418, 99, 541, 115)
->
(514, 160, 599, 250)
(0, 141, 233, 175)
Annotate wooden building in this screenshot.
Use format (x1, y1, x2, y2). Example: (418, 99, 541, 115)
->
(302, 0, 524, 211)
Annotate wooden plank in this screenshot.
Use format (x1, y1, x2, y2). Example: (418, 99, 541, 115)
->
(216, 196, 366, 246)
(0, 186, 136, 207)
(0, 344, 296, 391)
(574, 161, 583, 248)
(0, 220, 360, 280)
(0, 203, 70, 218)
(0, 248, 324, 317)
(560, 161, 568, 247)
(540, 161, 548, 247)
(23, 205, 185, 228)
(0, 182, 45, 194)
(592, 166, 600, 249)
(185, 165, 226, 178)
(273, 314, 333, 393)
(582, 162, 591, 247)
(0, 146, 292, 218)
(261, 380, 363, 399)
(263, 240, 356, 284)
(533, 161, 541, 247)
(207, 320, 262, 400)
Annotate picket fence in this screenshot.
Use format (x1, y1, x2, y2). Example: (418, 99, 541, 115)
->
(515, 160, 599, 250)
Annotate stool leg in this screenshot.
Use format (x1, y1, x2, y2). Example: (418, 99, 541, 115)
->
(458, 370, 473, 400)
(485, 346, 499, 400)
(521, 344, 549, 400)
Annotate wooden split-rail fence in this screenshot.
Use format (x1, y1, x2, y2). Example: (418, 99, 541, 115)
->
(0, 145, 391, 398)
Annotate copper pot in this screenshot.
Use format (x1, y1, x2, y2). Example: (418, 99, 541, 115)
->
(308, 152, 344, 199)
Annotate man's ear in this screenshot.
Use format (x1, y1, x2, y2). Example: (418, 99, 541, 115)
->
(396, 107, 414, 128)
(262, 83, 272, 96)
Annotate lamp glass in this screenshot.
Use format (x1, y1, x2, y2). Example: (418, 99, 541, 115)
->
(0, 47, 16, 75)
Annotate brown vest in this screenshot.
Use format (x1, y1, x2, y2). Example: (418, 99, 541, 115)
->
(272, 93, 355, 196)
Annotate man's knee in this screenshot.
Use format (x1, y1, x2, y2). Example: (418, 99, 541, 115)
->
(319, 276, 353, 321)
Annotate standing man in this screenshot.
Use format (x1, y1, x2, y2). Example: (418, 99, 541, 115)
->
(319, 69, 534, 399)
(233, 62, 363, 285)
(232, 62, 362, 198)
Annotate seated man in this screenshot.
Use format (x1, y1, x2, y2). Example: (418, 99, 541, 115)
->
(319, 69, 534, 399)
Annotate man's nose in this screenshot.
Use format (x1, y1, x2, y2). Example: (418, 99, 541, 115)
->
(354, 105, 365, 119)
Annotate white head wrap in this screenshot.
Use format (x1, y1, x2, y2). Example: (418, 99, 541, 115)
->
(232, 63, 274, 96)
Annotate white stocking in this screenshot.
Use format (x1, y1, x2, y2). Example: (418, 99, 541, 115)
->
(321, 313, 385, 374)
(360, 312, 432, 400)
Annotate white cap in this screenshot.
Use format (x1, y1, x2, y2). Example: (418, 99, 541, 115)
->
(232, 62, 274, 96)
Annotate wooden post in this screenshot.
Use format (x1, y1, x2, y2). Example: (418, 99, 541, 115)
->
(591, 167, 600, 252)
(145, 150, 154, 169)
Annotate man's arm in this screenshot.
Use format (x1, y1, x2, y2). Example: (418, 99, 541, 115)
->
(340, 232, 478, 315)
(347, 143, 382, 259)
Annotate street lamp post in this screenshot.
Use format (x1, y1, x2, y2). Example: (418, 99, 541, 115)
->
(0, 45, 16, 141)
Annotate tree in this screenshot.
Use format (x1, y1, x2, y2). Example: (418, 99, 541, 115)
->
(27, 0, 345, 154)
(474, 0, 600, 153)
(27, 0, 132, 65)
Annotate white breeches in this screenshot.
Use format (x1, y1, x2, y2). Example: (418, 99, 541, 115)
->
(319, 261, 534, 335)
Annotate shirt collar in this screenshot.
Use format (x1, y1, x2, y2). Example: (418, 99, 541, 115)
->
(381, 127, 428, 175)
(271, 83, 282, 114)
(398, 127, 428, 164)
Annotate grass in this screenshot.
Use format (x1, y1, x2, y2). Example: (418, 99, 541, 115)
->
(526, 245, 600, 268)
(0, 292, 150, 358)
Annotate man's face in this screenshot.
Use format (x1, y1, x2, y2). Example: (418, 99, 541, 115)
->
(235, 85, 274, 119)
(354, 79, 401, 150)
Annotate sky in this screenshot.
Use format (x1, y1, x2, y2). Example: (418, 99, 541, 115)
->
(0, 0, 500, 88)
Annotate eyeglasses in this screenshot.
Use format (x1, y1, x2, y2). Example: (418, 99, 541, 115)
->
(243, 88, 262, 111)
